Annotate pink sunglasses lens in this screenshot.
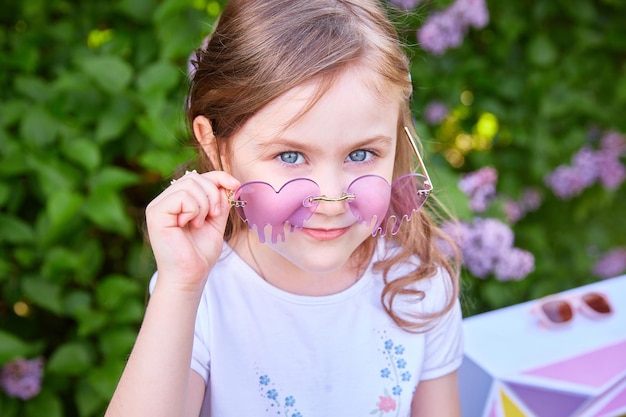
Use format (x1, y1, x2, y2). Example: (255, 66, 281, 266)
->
(582, 292, 612, 314)
(232, 173, 430, 243)
(379, 174, 429, 236)
(344, 175, 392, 231)
(232, 178, 320, 243)
(541, 300, 573, 324)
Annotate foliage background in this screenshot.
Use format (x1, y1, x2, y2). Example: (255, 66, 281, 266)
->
(0, 0, 624, 415)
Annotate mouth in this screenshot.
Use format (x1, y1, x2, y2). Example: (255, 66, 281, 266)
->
(300, 226, 350, 241)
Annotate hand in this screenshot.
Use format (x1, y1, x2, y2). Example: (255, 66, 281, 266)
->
(145, 170, 241, 293)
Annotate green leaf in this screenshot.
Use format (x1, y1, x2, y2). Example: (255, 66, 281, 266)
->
(0, 182, 11, 207)
(117, 0, 157, 22)
(136, 60, 181, 96)
(0, 214, 35, 244)
(83, 190, 134, 236)
(0, 100, 27, 127)
(46, 190, 84, 232)
(22, 277, 64, 314)
(96, 275, 142, 310)
(19, 106, 59, 148)
(113, 298, 145, 324)
(75, 381, 107, 417)
(26, 154, 79, 195)
(98, 327, 138, 358)
(79, 55, 133, 94)
(87, 361, 125, 400)
(24, 390, 63, 417)
(47, 342, 94, 375)
(14, 76, 53, 103)
(88, 167, 141, 192)
(527, 35, 557, 67)
(60, 137, 102, 172)
(139, 148, 195, 177)
(95, 96, 136, 143)
(76, 310, 108, 337)
(42, 247, 81, 281)
(0, 330, 34, 362)
(63, 291, 92, 317)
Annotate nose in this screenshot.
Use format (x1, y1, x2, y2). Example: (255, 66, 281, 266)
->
(310, 174, 351, 216)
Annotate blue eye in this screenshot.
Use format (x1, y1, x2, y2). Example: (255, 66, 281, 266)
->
(278, 151, 304, 164)
(347, 150, 371, 162)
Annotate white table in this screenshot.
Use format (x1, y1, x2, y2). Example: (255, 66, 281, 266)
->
(459, 274, 626, 417)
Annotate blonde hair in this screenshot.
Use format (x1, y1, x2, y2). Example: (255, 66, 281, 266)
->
(187, 0, 460, 331)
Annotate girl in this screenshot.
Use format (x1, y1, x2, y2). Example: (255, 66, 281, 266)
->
(106, 0, 463, 416)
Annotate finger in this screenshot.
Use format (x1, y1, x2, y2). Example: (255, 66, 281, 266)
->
(150, 170, 240, 228)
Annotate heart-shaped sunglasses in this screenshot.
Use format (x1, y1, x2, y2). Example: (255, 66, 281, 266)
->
(227, 127, 433, 244)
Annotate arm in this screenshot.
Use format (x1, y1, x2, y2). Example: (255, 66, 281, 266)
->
(410, 371, 460, 417)
(105, 171, 239, 417)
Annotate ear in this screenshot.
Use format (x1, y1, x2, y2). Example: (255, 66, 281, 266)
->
(192, 116, 229, 171)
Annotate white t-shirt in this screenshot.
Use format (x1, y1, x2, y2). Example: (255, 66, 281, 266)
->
(157, 241, 463, 416)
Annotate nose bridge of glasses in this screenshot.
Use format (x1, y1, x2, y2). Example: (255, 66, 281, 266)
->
(308, 169, 353, 203)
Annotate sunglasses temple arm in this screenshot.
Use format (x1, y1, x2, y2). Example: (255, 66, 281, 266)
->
(404, 127, 433, 192)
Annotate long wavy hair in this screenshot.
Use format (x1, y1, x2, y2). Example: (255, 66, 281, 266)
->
(186, 0, 460, 331)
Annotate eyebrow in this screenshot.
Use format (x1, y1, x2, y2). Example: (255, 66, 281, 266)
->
(256, 135, 394, 154)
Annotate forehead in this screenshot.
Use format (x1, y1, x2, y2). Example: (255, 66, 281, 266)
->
(231, 66, 402, 150)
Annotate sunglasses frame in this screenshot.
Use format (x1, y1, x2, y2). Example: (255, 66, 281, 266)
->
(533, 291, 613, 328)
(226, 126, 433, 206)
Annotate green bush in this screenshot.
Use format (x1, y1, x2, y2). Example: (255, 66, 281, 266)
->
(0, 0, 624, 415)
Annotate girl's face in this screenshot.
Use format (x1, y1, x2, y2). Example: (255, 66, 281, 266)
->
(226, 67, 401, 276)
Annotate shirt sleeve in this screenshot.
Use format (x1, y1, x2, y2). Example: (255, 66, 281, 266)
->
(415, 268, 464, 380)
(190, 292, 211, 383)
(420, 298, 464, 380)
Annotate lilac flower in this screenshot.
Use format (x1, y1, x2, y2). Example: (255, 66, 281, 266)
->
(504, 199, 524, 223)
(592, 248, 626, 279)
(471, 218, 515, 252)
(424, 100, 449, 124)
(493, 248, 535, 281)
(440, 218, 534, 281)
(596, 151, 626, 190)
(388, 0, 421, 10)
(504, 188, 543, 223)
(545, 130, 625, 199)
(544, 165, 588, 199)
(417, 0, 489, 55)
(458, 167, 498, 212)
(417, 11, 465, 55)
(463, 249, 495, 279)
(520, 188, 543, 212)
(600, 131, 626, 156)
(450, 0, 489, 29)
(572, 146, 600, 188)
(0, 358, 44, 400)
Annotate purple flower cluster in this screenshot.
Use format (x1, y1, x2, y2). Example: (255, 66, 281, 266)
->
(417, 0, 489, 55)
(458, 167, 498, 212)
(544, 131, 626, 199)
(441, 218, 535, 281)
(0, 357, 44, 400)
(424, 100, 449, 125)
(503, 188, 543, 223)
(592, 248, 626, 279)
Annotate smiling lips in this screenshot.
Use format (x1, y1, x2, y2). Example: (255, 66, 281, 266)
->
(300, 226, 350, 241)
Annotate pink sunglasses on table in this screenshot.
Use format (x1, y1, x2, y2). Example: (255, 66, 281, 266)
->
(227, 127, 433, 244)
(533, 291, 613, 328)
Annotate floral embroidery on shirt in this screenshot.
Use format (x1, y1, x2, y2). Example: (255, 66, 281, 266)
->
(257, 371, 303, 417)
(370, 333, 413, 416)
